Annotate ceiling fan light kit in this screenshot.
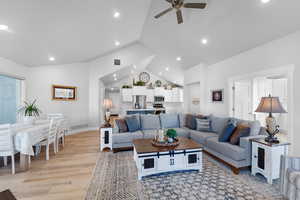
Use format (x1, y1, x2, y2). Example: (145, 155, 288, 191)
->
(154, 0, 207, 24)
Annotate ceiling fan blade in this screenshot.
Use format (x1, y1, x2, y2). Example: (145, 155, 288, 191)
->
(154, 7, 174, 19)
(183, 3, 207, 9)
(165, 0, 172, 3)
(176, 9, 183, 24)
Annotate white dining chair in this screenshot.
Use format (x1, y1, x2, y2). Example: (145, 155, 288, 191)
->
(0, 124, 17, 174)
(55, 119, 64, 151)
(39, 119, 58, 160)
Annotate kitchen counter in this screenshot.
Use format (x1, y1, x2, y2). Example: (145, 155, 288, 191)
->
(126, 108, 166, 115)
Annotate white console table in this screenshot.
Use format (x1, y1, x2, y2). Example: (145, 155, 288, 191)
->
(133, 137, 203, 180)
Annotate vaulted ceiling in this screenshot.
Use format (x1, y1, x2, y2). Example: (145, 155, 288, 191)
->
(1, 0, 300, 78)
(0, 0, 151, 66)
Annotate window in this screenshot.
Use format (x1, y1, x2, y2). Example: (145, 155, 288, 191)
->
(233, 75, 288, 132)
(253, 77, 288, 132)
(0, 74, 22, 124)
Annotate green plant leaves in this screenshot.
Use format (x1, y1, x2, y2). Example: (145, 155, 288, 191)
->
(18, 99, 41, 117)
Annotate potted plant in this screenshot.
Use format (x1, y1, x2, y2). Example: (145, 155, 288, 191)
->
(18, 100, 42, 125)
(166, 129, 177, 143)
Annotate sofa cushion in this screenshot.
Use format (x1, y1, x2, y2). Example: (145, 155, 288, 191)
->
(229, 124, 250, 145)
(185, 114, 196, 130)
(142, 130, 157, 139)
(233, 118, 261, 136)
(115, 118, 128, 133)
(112, 131, 143, 144)
(206, 137, 247, 161)
(140, 114, 161, 130)
(210, 115, 230, 135)
(178, 113, 186, 128)
(218, 123, 236, 142)
(172, 128, 190, 138)
(125, 116, 140, 132)
(190, 130, 218, 145)
(160, 113, 179, 128)
(196, 118, 212, 132)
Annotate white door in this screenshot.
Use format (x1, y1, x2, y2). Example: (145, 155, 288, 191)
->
(186, 82, 201, 114)
(233, 80, 253, 120)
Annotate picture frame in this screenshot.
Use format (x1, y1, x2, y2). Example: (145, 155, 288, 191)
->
(52, 85, 77, 101)
(211, 89, 224, 103)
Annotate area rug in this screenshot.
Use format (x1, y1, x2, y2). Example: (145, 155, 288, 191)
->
(85, 151, 283, 200)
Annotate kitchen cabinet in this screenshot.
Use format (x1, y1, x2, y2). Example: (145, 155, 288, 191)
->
(122, 87, 183, 103)
(121, 89, 132, 102)
(154, 87, 165, 96)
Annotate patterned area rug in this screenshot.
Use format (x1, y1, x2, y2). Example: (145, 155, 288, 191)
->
(85, 151, 283, 200)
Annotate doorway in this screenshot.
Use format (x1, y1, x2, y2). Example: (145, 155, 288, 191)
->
(185, 82, 201, 114)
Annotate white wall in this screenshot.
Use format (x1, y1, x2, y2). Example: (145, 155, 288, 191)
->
(185, 30, 300, 156)
(184, 64, 208, 114)
(27, 63, 90, 128)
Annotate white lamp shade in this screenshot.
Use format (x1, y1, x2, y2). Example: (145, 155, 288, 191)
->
(103, 99, 113, 109)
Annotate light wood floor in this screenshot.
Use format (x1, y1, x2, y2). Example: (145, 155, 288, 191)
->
(0, 131, 100, 200)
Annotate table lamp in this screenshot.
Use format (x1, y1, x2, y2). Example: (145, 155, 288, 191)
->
(255, 94, 287, 143)
(103, 99, 113, 127)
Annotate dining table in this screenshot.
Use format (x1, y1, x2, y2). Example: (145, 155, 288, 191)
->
(11, 120, 50, 171)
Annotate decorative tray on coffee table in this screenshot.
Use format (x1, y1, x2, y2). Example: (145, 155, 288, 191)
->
(151, 138, 180, 147)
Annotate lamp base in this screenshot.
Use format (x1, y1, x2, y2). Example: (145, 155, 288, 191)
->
(264, 136, 280, 144)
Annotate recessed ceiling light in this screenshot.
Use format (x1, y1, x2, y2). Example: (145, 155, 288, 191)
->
(49, 56, 55, 61)
(201, 38, 208, 45)
(113, 73, 117, 77)
(133, 65, 137, 69)
(261, 0, 270, 4)
(114, 41, 120, 46)
(114, 77, 118, 81)
(113, 11, 120, 18)
(0, 24, 8, 31)
(131, 70, 134, 74)
(159, 72, 162, 76)
(176, 57, 181, 61)
(111, 88, 114, 91)
(165, 67, 169, 71)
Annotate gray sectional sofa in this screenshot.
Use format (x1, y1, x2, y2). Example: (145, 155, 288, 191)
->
(112, 113, 264, 174)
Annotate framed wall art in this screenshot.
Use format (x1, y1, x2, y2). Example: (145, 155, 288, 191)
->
(211, 89, 224, 103)
(52, 85, 77, 101)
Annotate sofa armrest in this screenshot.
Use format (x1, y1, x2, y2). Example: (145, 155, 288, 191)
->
(239, 135, 266, 149)
(280, 156, 300, 195)
(239, 135, 266, 164)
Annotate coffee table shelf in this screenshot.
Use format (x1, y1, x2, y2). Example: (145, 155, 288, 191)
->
(133, 137, 203, 180)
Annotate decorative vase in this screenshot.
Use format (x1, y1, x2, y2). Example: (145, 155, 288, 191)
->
(158, 129, 165, 142)
(24, 116, 35, 125)
(168, 137, 174, 143)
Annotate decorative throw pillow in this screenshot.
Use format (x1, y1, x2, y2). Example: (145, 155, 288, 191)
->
(196, 118, 211, 132)
(229, 124, 251, 145)
(218, 123, 236, 142)
(185, 114, 196, 129)
(125, 116, 140, 132)
(185, 114, 207, 130)
(115, 118, 128, 133)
